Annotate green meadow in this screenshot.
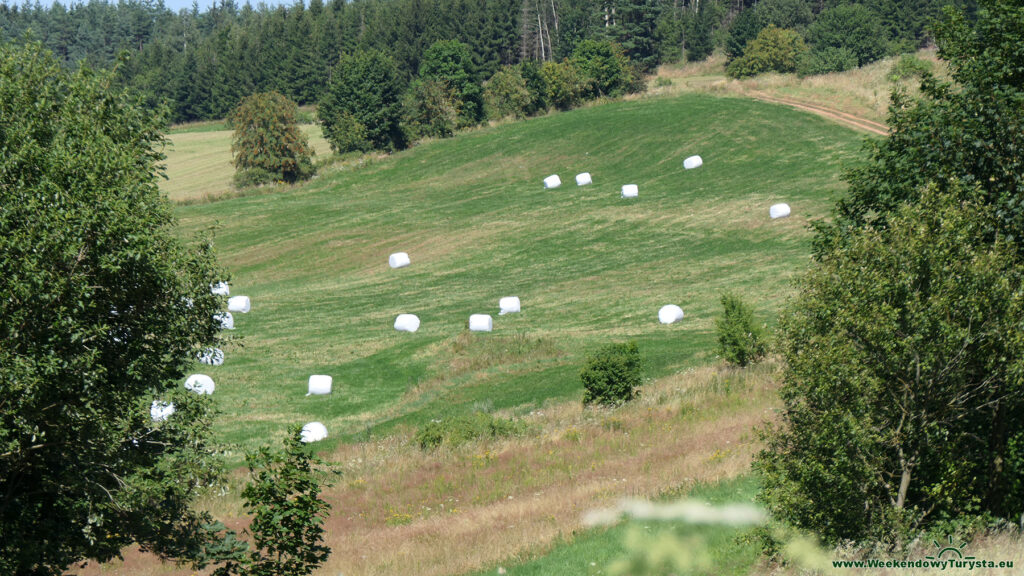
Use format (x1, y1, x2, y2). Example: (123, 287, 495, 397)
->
(173, 93, 867, 460)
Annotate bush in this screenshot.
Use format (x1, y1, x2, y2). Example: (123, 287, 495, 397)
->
(888, 53, 932, 82)
(484, 66, 532, 120)
(540, 59, 588, 111)
(726, 25, 807, 78)
(416, 413, 527, 450)
(805, 4, 887, 67)
(715, 293, 767, 367)
(797, 46, 859, 77)
(418, 40, 483, 126)
(229, 91, 315, 187)
(402, 78, 460, 140)
(572, 39, 632, 98)
(319, 50, 406, 153)
(518, 60, 549, 115)
(581, 342, 643, 407)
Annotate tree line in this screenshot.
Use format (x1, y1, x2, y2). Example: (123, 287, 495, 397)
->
(1, 0, 973, 123)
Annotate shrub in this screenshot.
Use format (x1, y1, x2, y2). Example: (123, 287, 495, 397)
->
(416, 413, 527, 451)
(484, 66, 532, 120)
(519, 60, 549, 115)
(418, 40, 483, 126)
(715, 293, 767, 367)
(797, 46, 859, 77)
(402, 78, 460, 140)
(726, 25, 807, 78)
(888, 53, 932, 82)
(572, 39, 632, 98)
(540, 59, 588, 110)
(319, 50, 405, 153)
(581, 342, 643, 407)
(229, 91, 315, 187)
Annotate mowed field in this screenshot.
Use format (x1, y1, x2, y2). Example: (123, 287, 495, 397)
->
(168, 93, 866, 459)
(79, 92, 871, 576)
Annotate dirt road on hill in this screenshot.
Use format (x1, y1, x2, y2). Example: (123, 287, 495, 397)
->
(751, 92, 889, 136)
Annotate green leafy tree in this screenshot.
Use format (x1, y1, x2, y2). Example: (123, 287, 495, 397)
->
(726, 25, 807, 78)
(540, 59, 588, 110)
(571, 39, 632, 98)
(229, 91, 315, 187)
(211, 429, 332, 576)
(402, 78, 461, 140)
(319, 49, 406, 153)
(805, 4, 887, 68)
(757, 187, 1024, 544)
(581, 342, 644, 407)
(418, 40, 484, 126)
(715, 293, 767, 367)
(483, 65, 533, 120)
(0, 43, 225, 575)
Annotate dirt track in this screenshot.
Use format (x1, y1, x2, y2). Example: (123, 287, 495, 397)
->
(751, 92, 888, 136)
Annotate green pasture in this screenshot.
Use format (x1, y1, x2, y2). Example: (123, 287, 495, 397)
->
(172, 93, 867, 459)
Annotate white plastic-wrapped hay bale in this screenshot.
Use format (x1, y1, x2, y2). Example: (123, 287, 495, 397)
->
(300, 422, 328, 443)
(215, 312, 234, 330)
(499, 296, 521, 315)
(227, 296, 251, 313)
(184, 374, 215, 395)
(683, 155, 703, 170)
(197, 347, 224, 366)
(211, 281, 230, 296)
(769, 203, 791, 219)
(307, 375, 332, 396)
(575, 172, 593, 186)
(658, 305, 685, 324)
(150, 400, 175, 422)
(389, 252, 411, 269)
(621, 184, 639, 198)
(394, 314, 420, 333)
(543, 174, 562, 189)
(469, 314, 493, 332)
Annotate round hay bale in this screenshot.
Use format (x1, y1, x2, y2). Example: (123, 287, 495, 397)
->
(543, 174, 562, 189)
(215, 312, 234, 330)
(307, 375, 332, 396)
(184, 374, 215, 395)
(469, 314, 493, 332)
(394, 314, 421, 333)
(197, 347, 224, 366)
(658, 305, 685, 324)
(499, 296, 521, 315)
(683, 155, 703, 170)
(575, 172, 593, 186)
(389, 252, 411, 269)
(769, 203, 791, 219)
(211, 282, 230, 296)
(227, 296, 251, 313)
(150, 400, 175, 422)
(621, 184, 639, 198)
(300, 421, 328, 443)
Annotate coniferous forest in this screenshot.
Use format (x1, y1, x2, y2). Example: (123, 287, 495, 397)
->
(1, 0, 974, 124)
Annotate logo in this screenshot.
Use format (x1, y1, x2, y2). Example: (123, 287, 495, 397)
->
(925, 535, 975, 561)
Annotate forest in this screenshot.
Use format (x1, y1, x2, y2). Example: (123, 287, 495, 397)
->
(1, 0, 974, 123)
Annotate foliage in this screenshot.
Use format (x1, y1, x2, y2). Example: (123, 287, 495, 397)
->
(887, 53, 932, 82)
(757, 188, 1024, 544)
(754, 0, 813, 32)
(581, 342, 644, 407)
(796, 46, 858, 77)
(540, 59, 588, 110)
(518, 60, 550, 116)
(319, 50, 406, 153)
(726, 25, 807, 78)
(0, 43, 225, 574)
(805, 4, 887, 68)
(418, 40, 484, 126)
(684, 4, 716, 62)
(211, 430, 332, 576)
(725, 7, 762, 63)
(229, 91, 314, 187)
(572, 39, 633, 98)
(833, 0, 1024, 248)
(484, 66, 533, 120)
(416, 412, 528, 450)
(402, 78, 461, 140)
(714, 293, 767, 367)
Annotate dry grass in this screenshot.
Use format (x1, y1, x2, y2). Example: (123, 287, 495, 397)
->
(73, 360, 782, 576)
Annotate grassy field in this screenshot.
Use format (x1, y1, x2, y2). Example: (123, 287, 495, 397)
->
(161, 123, 331, 202)
(167, 93, 867, 462)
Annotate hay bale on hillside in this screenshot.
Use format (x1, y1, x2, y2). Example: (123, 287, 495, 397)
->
(184, 374, 215, 395)
(300, 421, 328, 443)
(576, 173, 593, 186)
(394, 314, 420, 333)
(499, 296, 520, 315)
(307, 375, 332, 396)
(769, 203, 791, 219)
(658, 305, 685, 324)
(198, 347, 224, 366)
(621, 184, 638, 198)
(211, 282, 230, 296)
(215, 312, 234, 330)
(389, 252, 411, 269)
(469, 314, 493, 332)
(683, 155, 703, 170)
(227, 296, 251, 313)
(543, 175, 561, 189)
(150, 400, 175, 422)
